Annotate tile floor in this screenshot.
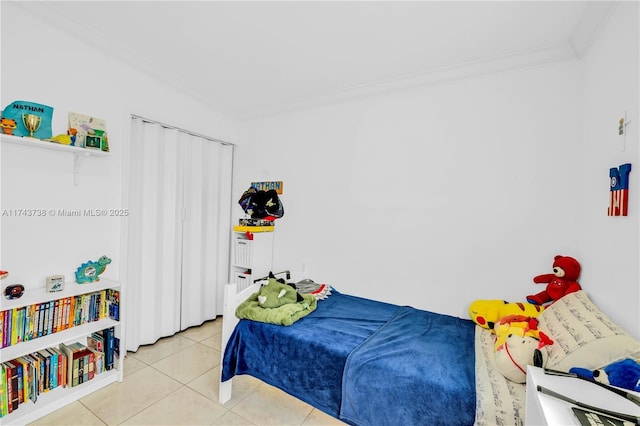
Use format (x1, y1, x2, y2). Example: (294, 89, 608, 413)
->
(28, 318, 346, 426)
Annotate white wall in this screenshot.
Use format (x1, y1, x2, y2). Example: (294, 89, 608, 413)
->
(237, 61, 583, 318)
(236, 3, 639, 338)
(0, 3, 239, 290)
(575, 2, 639, 338)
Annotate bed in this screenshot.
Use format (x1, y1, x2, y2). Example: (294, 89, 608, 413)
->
(219, 281, 640, 426)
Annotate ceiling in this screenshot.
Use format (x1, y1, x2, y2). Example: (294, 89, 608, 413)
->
(11, 1, 612, 120)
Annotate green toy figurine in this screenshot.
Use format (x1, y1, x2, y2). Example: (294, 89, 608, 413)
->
(75, 255, 111, 283)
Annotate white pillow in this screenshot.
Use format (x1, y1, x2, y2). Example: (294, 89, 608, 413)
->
(537, 290, 640, 371)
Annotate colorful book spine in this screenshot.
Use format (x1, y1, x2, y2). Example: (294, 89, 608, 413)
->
(0, 310, 4, 349)
(1, 363, 7, 417)
(0, 290, 120, 350)
(7, 360, 23, 405)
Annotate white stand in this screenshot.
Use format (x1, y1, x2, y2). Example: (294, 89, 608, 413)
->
(525, 366, 640, 425)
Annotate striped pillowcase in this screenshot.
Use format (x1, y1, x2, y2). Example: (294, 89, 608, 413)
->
(537, 290, 640, 371)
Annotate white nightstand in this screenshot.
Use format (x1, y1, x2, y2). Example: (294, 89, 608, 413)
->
(525, 366, 640, 425)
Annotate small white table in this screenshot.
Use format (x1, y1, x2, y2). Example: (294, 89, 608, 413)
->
(525, 365, 640, 425)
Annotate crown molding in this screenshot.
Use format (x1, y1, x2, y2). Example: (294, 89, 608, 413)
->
(7, 1, 585, 122)
(569, 1, 616, 59)
(237, 42, 579, 121)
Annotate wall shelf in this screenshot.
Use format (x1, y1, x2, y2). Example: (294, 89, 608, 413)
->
(1, 133, 110, 184)
(1, 133, 109, 157)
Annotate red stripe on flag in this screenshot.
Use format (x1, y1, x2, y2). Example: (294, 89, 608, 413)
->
(608, 189, 629, 216)
(621, 189, 629, 216)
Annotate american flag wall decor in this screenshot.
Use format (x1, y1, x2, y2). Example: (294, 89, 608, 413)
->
(608, 163, 632, 216)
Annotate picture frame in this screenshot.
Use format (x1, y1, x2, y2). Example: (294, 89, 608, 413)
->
(85, 134, 103, 150)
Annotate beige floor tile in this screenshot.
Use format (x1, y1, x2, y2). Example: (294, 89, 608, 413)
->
(231, 382, 313, 425)
(123, 353, 147, 377)
(187, 365, 221, 401)
(27, 401, 106, 426)
(302, 409, 348, 426)
(198, 334, 219, 350)
(120, 386, 228, 425)
(131, 334, 197, 365)
(180, 318, 222, 342)
(151, 343, 218, 384)
(212, 410, 257, 426)
(79, 366, 182, 425)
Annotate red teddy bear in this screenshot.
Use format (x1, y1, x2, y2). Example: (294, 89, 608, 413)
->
(526, 255, 582, 305)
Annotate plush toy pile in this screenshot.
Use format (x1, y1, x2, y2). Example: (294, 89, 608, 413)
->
(470, 300, 552, 383)
(467, 254, 585, 383)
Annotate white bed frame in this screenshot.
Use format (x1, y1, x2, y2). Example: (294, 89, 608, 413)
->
(218, 280, 262, 403)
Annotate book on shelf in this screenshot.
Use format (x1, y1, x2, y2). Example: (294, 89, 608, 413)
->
(22, 354, 39, 403)
(46, 348, 59, 389)
(37, 349, 52, 392)
(107, 289, 120, 321)
(4, 310, 11, 347)
(1, 363, 10, 415)
(59, 340, 100, 387)
(59, 342, 85, 387)
(32, 352, 44, 395)
(0, 289, 120, 349)
(114, 336, 120, 360)
(87, 333, 103, 352)
(92, 327, 116, 371)
(2, 361, 18, 413)
(7, 360, 23, 405)
(12, 358, 28, 406)
(0, 311, 4, 350)
(0, 363, 6, 416)
(88, 347, 105, 375)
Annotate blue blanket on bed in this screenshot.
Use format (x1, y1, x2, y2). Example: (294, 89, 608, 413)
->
(341, 306, 476, 426)
(222, 291, 476, 425)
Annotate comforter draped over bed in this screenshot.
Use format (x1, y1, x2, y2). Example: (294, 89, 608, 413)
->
(341, 306, 476, 425)
(222, 291, 476, 425)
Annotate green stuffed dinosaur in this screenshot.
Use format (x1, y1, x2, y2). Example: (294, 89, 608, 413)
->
(236, 277, 317, 326)
(257, 278, 302, 308)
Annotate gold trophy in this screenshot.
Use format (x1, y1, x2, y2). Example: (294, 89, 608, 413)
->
(22, 113, 42, 138)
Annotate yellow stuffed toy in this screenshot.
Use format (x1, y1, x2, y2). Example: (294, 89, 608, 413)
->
(469, 299, 545, 332)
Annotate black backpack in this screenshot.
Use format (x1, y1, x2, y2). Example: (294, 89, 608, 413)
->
(238, 187, 284, 219)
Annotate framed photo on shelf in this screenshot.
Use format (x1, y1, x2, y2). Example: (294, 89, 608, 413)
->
(85, 134, 103, 150)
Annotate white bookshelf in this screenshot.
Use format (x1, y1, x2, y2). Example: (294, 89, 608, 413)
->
(0, 280, 123, 424)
